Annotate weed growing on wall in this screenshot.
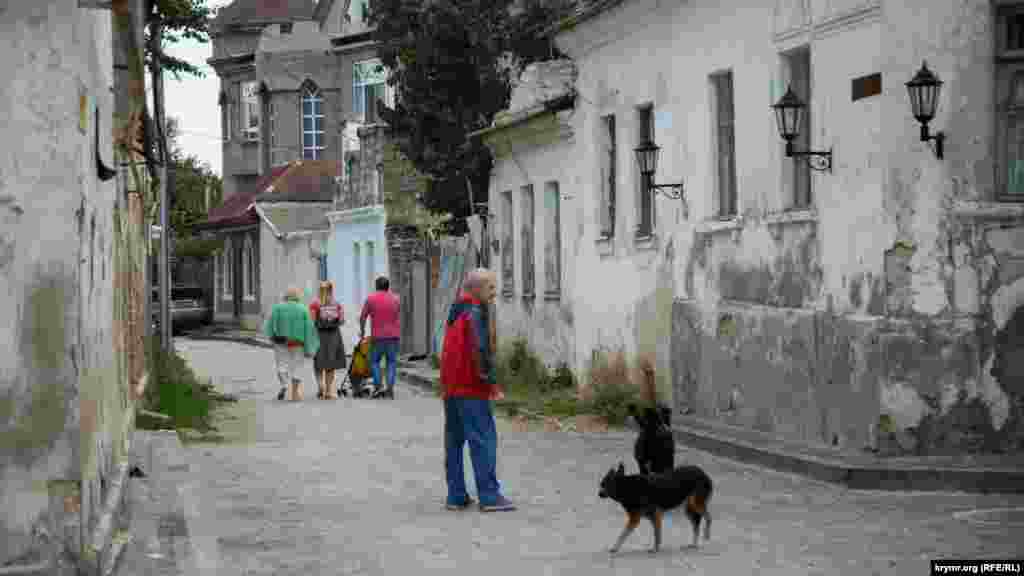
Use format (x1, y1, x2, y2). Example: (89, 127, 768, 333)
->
(139, 337, 236, 433)
(579, 349, 639, 427)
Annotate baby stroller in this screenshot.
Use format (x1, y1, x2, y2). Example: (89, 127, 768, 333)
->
(341, 336, 374, 398)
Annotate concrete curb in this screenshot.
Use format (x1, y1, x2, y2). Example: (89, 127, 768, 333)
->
(672, 423, 1024, 494)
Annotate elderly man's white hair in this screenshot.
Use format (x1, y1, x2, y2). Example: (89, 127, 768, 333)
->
(463, 268, 495, 294)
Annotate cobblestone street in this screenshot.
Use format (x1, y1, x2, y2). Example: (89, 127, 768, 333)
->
(172, 339, 1024, 575)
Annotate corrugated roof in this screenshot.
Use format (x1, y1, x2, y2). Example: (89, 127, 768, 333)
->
(256, 203, 333, 236)
(199, 163, 292, 230)
(214, 0, 316, 26)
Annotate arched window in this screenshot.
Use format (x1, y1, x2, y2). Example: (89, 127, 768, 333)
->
(221, 238, 234, 299)
(242, 235, 257, 301)
(301, 83, 324, 160)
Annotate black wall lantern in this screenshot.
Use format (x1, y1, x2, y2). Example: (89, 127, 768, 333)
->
(771, 85, 833, 172)
(905, 61, 945, 160)
(634, 141, 685, 200)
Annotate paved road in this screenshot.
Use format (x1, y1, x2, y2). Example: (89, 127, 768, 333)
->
(173, 339, 1024, 576)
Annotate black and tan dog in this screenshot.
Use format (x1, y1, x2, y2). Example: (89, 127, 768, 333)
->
(629, 403, 675, 475)
(598, 462, 713, 554)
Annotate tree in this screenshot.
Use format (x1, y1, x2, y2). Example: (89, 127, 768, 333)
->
(368, 0, 571, 230)
(163, 116, 223, 237)
(145, 0, 213, 80)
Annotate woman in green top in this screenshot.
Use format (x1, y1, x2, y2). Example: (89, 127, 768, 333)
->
(264, 286, 320, 401)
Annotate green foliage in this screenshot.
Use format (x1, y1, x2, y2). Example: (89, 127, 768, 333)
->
(146, 0, 213, 80)
(140, 337, 235, 433)
(174, 236, 223, 259)
(368, 0, 574, 224)
(578, 350, 639, 427)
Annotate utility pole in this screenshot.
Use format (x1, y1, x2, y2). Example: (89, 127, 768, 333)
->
(152, 16, 172, 350)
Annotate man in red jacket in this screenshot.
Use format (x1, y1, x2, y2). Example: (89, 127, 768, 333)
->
(440, 268, 516, 512)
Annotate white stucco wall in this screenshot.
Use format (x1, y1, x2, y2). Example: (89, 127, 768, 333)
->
(259, 223, 324, 325)
(327, 205, 389, 345)
(0, 1, 131, 568)
(487, 112, 578, 371)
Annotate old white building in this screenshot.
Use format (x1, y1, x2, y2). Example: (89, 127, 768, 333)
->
(486, 0, 1024, 457)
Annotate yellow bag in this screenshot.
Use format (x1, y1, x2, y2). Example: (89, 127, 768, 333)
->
(349, 337, 372, 379)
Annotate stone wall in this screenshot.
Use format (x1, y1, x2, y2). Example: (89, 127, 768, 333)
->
(0, 1, 146, 572)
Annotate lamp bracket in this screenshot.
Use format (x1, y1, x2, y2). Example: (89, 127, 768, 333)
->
(650, 182, 685, 200)
(788, 147, 833, 173)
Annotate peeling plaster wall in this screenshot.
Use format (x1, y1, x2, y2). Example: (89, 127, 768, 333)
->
(551, 0, 1024, 454)
(488, 113, 577, 372)
(0, 1, 135, 569)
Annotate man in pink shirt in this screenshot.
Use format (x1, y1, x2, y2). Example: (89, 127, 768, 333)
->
(359, 275, 401, 399)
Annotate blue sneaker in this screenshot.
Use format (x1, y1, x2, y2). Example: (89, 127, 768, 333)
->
(445, 497, 475, 511)
(479, 496, 517, 512)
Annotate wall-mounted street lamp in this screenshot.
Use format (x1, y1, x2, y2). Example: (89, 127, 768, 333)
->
(771, 85, 833, 173)
(905, 61, 945, 160)
(634, 141, 686, 201)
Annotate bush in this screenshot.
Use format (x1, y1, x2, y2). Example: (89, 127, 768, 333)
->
(497, 338, 550, 397)
(578, 349, 639, 427)
(141, 337, 234, 432)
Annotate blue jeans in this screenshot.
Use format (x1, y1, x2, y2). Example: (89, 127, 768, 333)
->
(445, 397, 503, 507)
(370, 337, 399, 391)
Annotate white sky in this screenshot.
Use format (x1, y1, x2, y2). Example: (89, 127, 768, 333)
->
(156, 0, 235, 176)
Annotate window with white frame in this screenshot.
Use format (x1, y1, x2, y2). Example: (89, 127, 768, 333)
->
(241, 81, 261, 141)
(243, 235, 257, 301)
(353, 242, 362, 304)
(302, 84, 325, 160)
(521, 185, 535, 298)
(501, 190, 514, 299)
(544, 181, 561, 299)
(711, 70, 738, 218)
(997, 3, 1024, 200)
(599, 114, 616, 237)
(636, 104, 655, 237)
(782, 47, 812, 209)
(353, 59, 391, 124)
(221, 239, 233, 299)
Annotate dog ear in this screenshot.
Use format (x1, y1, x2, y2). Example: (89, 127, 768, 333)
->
(617, 462, 625, 475)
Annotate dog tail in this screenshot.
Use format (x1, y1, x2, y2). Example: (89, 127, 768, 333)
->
(639, 356, 656, 406)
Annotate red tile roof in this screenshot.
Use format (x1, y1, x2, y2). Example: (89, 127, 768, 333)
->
(198, 160, 340, 230)
(199, 164, 292, 230)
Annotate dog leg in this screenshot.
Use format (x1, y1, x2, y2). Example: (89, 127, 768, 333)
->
(649, 510, 663, 554)
(704, 506, 711, 541)
(610, 512, 641, 554)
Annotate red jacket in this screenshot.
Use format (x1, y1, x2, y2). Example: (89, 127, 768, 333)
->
(440, 293, 496, 400)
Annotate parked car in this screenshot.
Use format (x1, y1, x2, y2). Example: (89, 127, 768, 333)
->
(152, 285, 213, 334)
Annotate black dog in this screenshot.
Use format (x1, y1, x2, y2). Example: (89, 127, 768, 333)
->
(629, 403, 675, 476)
(598, 462, 713, 554)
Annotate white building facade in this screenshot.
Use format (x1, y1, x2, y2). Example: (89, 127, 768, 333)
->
(483, 0, 1024, 456)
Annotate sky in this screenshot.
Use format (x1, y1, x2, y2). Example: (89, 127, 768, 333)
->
(158, 0, 235, 176)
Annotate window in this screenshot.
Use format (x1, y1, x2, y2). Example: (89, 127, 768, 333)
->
(366, 241, 375, 294)
(353, 59, 390, 124)
(636, 105, 655, 237)
(997, 4, 1024, 200)
(354, 242, 362, 304)
(242, 235, 256, 301)
(782, 47, 812, 208)
(302, 84, 324, 160)
(521, 185, 535, 298)
(544, 181, 561, 299)
(712, 71, 738, 217)
(241, 81, 261, 141)
(221, 238, 233, 299)
(599, 114, 617, 237)
(501, 190, 514, 298)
